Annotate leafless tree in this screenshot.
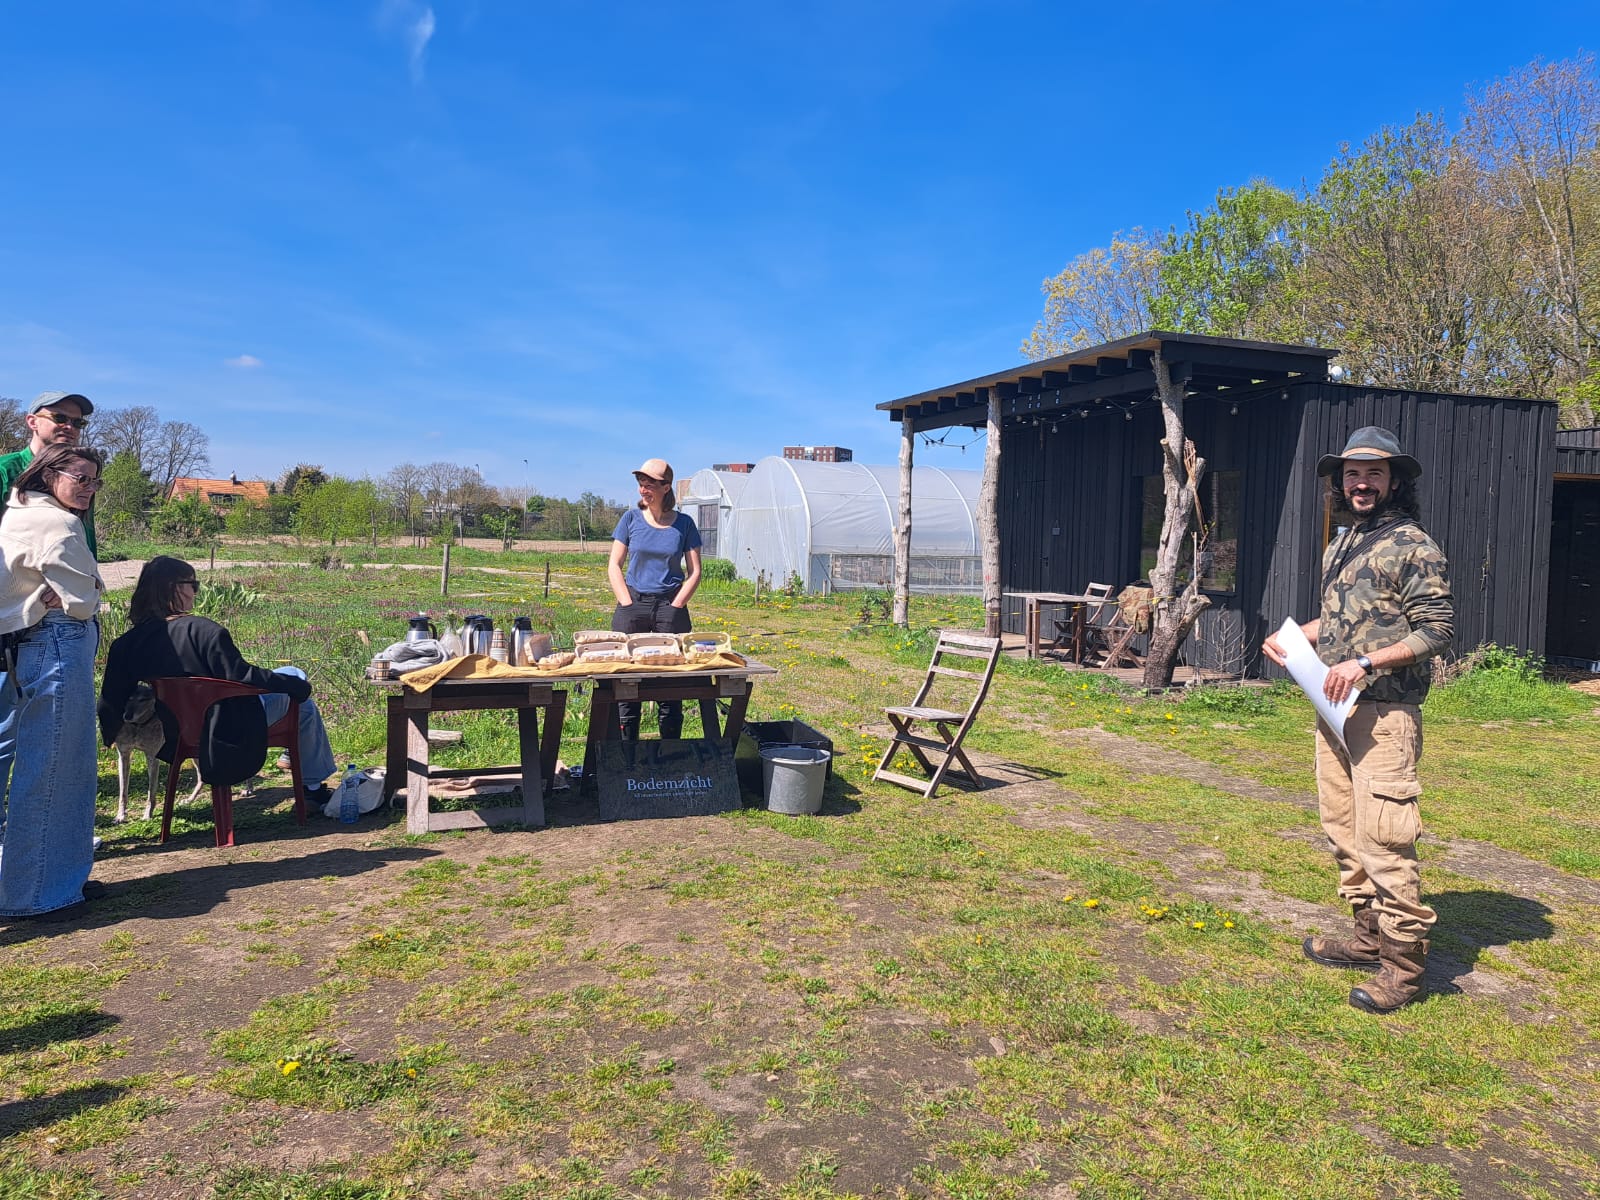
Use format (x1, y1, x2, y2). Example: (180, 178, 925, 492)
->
(1142, 353, 1212, 689)
(0, 397, 26, 454)
(92, 405, 163, 466)
(1463, 55, 1600, 422)
(145, 421, 211, 494)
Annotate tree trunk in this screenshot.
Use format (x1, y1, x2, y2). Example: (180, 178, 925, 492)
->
(893, 414, 913, 626)
(1142, 353, 1212, 689)
(979, 388, 1002, 638)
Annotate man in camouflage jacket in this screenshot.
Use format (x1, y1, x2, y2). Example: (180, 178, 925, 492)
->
(1263, 426, 1453, 1014)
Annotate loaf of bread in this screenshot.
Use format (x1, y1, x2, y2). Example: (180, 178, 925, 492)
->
(574, 630, 627, 645)
(536, 651, 576, 669)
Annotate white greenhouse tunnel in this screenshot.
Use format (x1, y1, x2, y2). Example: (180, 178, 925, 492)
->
(681, 458, 982, 593)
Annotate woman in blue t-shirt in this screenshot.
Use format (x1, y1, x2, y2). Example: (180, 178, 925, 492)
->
(608, 457, 703, 739)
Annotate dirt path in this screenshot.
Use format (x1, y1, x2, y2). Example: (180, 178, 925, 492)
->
(98, 558, 560, 590)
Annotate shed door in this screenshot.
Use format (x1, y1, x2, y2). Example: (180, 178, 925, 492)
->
(1547, 480, 1600, 664)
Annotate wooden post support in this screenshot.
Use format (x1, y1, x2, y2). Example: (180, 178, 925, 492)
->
(440, 542, 451, 596)
(544, 558, 551, 598)
(893, 413, 914, 625)
(208, 545, 215, 572)
(979, 388, 1002, 638)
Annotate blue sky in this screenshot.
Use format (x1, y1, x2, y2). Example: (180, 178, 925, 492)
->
(1, 2, 1593, 499)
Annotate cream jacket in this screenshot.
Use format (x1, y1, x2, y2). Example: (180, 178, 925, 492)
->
(0, 489, 104, 634)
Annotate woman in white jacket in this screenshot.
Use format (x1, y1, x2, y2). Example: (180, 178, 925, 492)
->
(0, 444, 105, 918)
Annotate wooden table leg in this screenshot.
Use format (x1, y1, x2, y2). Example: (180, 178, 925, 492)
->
(540, 689, 566, 792)
(1026, 598, 1039, 659)
(697, 696, 719, 739)
(581, 684, 616, 782)
(516, 703, 546, 827)
(405, 707, 431, 835)
(384, 695, 405, 800)
(720, 681, 752, 747)
(1072, 604, 1086, 665)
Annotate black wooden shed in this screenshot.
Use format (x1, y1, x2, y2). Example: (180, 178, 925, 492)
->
(878, 332, 1567, 673)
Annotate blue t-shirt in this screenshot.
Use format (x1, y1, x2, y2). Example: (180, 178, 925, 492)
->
(612, 508, 702, 594)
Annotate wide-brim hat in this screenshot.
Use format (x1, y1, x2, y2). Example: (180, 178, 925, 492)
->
(632, 457, 673, 485)
(29, 390, 94, 416)
(1316, 425, 1420, 479)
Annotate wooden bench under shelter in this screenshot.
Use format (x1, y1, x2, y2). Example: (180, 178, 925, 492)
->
(873, 629, 1003, 798)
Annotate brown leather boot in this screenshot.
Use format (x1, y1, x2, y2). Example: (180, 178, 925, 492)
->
(1349, 934, 1429, 1013)
(1302, 903, 1381, 970)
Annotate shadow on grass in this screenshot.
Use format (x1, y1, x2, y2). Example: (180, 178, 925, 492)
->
(0, 844, 440, 948)
(0, 1007, 119, 1056)
(0, 1082, 130, 1140)
(1425, 888, 1555, 993)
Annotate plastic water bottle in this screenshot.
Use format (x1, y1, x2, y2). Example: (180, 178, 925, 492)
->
(338, 764, 361, 824)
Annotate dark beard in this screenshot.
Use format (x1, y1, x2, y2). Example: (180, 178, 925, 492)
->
(1338, 486, 1395, 524)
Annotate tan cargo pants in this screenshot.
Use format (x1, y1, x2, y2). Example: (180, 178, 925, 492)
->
(1313, 702, 1437, 942)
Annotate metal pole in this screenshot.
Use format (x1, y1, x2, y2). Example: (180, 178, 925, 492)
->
(441, 542, 451, 596)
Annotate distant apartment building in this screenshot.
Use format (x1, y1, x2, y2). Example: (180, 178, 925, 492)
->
(712, 462, 756, 473)
(782, 446, 852, 462)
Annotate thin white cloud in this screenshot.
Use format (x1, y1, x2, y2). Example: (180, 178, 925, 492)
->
(225, 354, 264, 369)
(378, 1, 435, 84)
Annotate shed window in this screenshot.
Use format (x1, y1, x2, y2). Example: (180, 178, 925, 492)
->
(1140, 470, 1240, 593)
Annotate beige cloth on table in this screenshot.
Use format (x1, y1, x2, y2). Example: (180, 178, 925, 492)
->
(399, 651, 749, 693)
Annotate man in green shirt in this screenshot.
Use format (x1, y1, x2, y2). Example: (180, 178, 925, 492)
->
(0, 391, 97, 558)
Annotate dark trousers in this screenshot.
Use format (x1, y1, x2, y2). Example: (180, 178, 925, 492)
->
(610, 591, 692, 739)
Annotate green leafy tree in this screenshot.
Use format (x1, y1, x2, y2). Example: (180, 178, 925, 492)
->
(98, 451, 154, 536)
(224, 499, 275, 538)
(1149, 182, 1310, 338)
(1023, 230, 1163, 359)
(151, 492, 224, 544)
(295, 477, 388, 546)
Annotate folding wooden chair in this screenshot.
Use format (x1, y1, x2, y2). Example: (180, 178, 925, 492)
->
(873, 630, 1002, 798)
(1091, 585, 1155, 669)
(1050, 582, 1113, 660)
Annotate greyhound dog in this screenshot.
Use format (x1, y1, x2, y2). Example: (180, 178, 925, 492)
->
(112, 683, 212, 822)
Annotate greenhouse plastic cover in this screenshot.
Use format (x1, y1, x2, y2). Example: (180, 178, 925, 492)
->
(684, 457, 980, 588)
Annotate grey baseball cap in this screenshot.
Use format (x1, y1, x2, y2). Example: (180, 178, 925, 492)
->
(29, 390, 94, 416)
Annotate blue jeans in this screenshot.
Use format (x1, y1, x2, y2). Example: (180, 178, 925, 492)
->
(259, 667, 337, 786)
(0, 613, 99, 916)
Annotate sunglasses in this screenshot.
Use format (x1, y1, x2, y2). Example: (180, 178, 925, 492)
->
(177, 579, 199, 589)
(58, 470, 104, 492)
(39, 411, 90, 430)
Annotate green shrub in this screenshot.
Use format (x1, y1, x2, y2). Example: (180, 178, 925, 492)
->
(1426, 644, 1586, 721)
(701, 557, 737, 583)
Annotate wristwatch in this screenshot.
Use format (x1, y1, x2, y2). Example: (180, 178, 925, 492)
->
(1355, 654, 1374, 674)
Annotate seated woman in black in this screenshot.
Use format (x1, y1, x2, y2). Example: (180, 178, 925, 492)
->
(97, 556, 337, 802)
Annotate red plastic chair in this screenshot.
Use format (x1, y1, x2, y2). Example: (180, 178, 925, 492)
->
(150, 676, 307, 847)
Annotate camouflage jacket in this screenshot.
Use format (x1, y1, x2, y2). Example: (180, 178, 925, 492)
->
(1318, 514, 1454, 705)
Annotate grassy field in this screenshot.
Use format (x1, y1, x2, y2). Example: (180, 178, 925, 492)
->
(2, 547, 1598, 1199)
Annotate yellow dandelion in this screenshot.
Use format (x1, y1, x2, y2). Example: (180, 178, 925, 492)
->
(1083, 898, 1100, 909)
(282, 1060, 301, 1076)
(1223, 920, 1235, 929)
(407, 1068, 418, 1078)
(1164, 713, 1174, 721)
(1061, 893, 1076, 903)
(1191, 921, 1205, 930)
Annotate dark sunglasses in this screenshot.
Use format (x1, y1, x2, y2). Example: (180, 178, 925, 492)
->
(39, 411, 90, 429)
(177, 579, 199, 589)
